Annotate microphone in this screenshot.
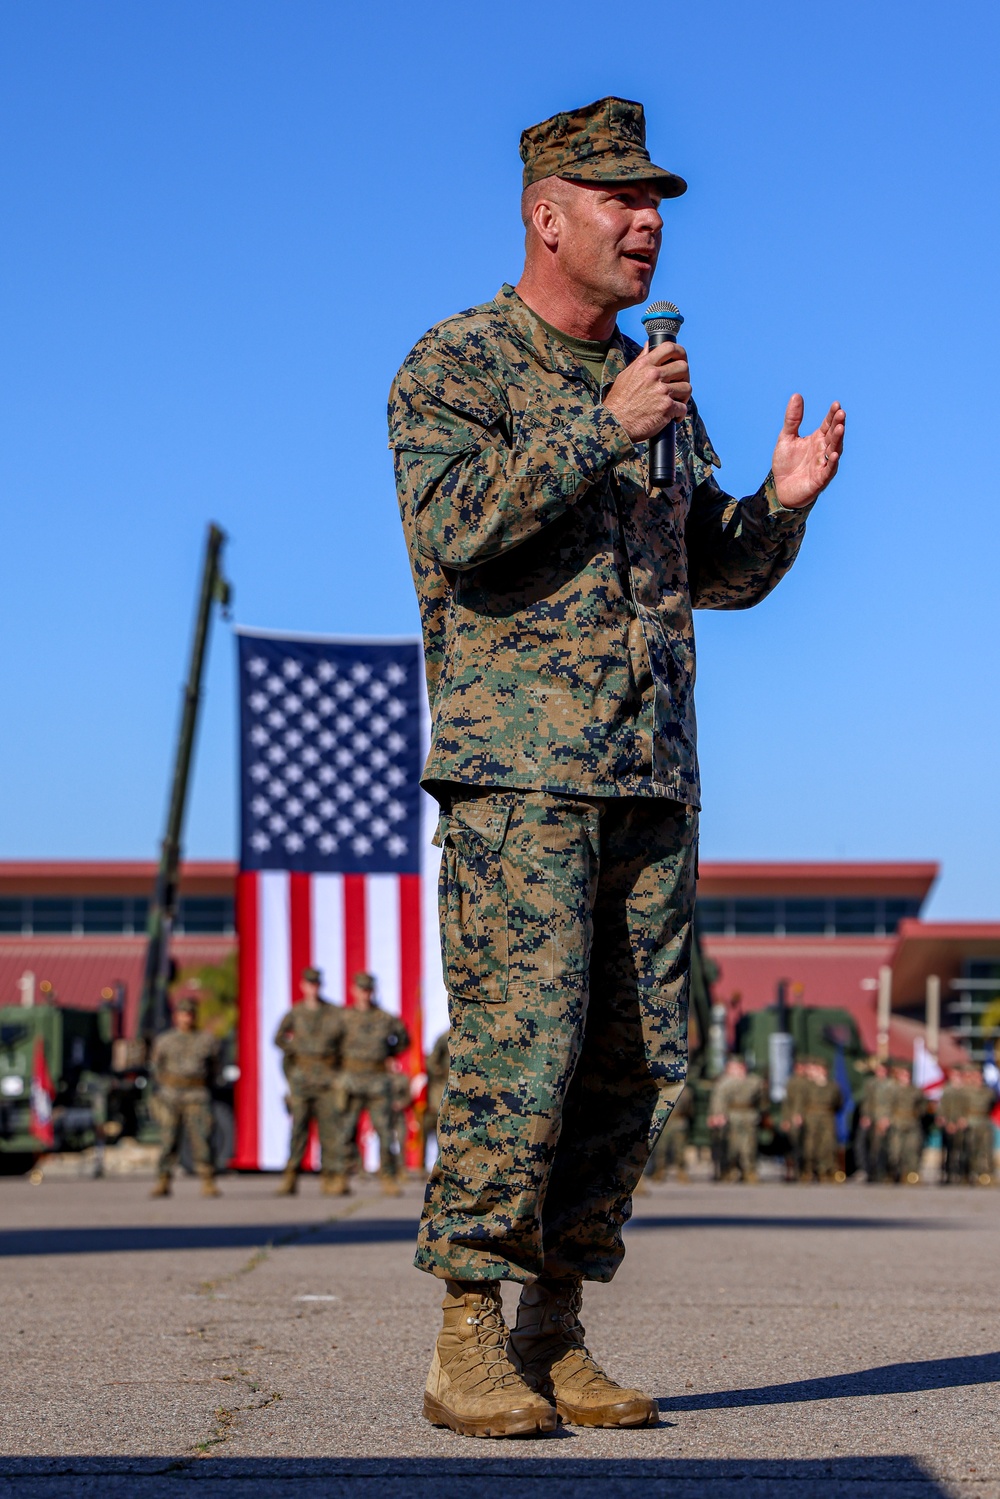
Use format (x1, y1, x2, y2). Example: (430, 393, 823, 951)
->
(640, 300, 685, 489)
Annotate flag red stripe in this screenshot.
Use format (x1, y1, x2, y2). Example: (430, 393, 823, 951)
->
(289, 872, 312, 1005)
(343, 874, 366, 1001)
(399, 873, 422, 1071)
(234, 871, 260, 1170)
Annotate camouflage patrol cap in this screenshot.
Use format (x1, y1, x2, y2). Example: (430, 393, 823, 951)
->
(353, 971, 375, 991)
(301, 966, 322, 985)
(174, 995, 198, 1015)
(520, 96, 686, 198)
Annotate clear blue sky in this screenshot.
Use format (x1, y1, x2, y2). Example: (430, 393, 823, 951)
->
(1, 1, 997, 917)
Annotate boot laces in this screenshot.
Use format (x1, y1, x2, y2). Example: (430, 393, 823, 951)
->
(465, 1299, 522, 1390)
(545, 1286, 614, 1389)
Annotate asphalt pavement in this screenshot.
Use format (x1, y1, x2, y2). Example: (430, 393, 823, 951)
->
(1, 1167, 998, 1498)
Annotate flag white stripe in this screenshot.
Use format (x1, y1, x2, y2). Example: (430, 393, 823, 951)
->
(420, 788, 447, 1051)
(259, 871, 292, 1171)
(312, 873, 345, 1005)
(366, 874, 401, 1017)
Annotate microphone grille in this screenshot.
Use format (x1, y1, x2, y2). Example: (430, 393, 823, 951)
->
(641, 299, 684, 336)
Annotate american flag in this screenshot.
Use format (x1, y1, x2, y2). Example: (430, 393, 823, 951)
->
(232, 629, 446, 1172)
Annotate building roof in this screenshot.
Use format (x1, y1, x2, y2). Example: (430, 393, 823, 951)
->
(888, 919, 1000, 1008)
(698, 861, 939, 900)
(0, 861, 237, 896)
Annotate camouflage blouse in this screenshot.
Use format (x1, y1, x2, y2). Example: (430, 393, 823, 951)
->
(389, 283, 811, 806)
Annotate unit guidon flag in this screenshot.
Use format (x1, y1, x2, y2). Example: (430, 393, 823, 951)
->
(232, 629, 445, 1171)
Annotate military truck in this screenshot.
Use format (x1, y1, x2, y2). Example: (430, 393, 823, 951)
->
(0, 1002, 236, 1172)
(0, 1003, 145, 1166)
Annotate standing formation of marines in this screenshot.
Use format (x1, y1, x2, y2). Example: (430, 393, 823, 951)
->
(640, 1052, 996, 1188)
(273, 967, 410, 1195)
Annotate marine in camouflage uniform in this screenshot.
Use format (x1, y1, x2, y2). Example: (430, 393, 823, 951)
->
(782, 1061, 812, 1181)
(709, 1059, 764, 1182)
(422, 1028, 451, 1170)
(887, 1065, 926, 1183)
(801, 1061, 843, 1183)
(645, 1080, 694, 1181)
(859, 1063, 895, 1183)
(273, 967, 346, 1195)
(150, 996, 220, 1197)
(963, 1070, 996, 1185)
(937, 1068, 969, 1184)
(389, 95, 843, 1439)
(339, 972, 410, 1193)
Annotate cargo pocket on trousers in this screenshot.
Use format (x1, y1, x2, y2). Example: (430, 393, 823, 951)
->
(436, 797, 512, 1004)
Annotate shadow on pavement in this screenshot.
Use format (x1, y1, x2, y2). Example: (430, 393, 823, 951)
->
(2, 1210, 952, 1258)
(658, 1351, 1000, 1411)
(628, 1214, 952, 1233)
(0, 1455, 954, 1497)
(0, 1218, 421, 1257)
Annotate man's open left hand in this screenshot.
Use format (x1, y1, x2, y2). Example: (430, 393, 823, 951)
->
(771, 395, 845, 510)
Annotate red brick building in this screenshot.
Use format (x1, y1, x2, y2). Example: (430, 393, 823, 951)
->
(2, 859, 998, 1061)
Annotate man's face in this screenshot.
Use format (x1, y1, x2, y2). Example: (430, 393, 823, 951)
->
(351, 983, 372, 1010)
(726, 1058, 746, 1078)
(543, 179, 663, 311)
(175, 1008, 195, 1032)
(300, 979, 320, 1004)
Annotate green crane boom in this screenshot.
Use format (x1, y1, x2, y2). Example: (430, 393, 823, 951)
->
(139, 524, 231, 1039)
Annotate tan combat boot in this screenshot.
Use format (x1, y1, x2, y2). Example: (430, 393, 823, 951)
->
(380, 1171, 402, 1197)
(424, 1281, 558, 1438)
(150, 1174, 171, 1198)
(275, 1168, 298, 1196)
(509, 1279, 657, 1428)
(199, 1169, 221, 1198)
(321, 1172, 350, 1196)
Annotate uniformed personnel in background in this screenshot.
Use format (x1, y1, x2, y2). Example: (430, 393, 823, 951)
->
(937, 1065, 968, 1184)
(709, 1057, 764, 1183)
(422, 1028, 450, 1171)
(782, 1059, 811, 1181)
(801, 1058, 843, 1183)
(339, 972, 410, 1195)
(858, 1059, 894, 1183)
(962, 1067, 996, 1186)
(887, 1062, 926, 1184)
(273, 967, 347, 1196)
(645, 1080, 694, 1182)
(150, 994, 220, 1198)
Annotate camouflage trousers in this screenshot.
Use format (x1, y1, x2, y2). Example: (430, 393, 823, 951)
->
(888, 1122, 923, 1179)
(646, 1120, 689, 1178)
(726, 1111, 759, 1179)
(286, 1080, 343, 1175)
(966, 1119, 995, 1179)
(416, 788, 696, 1284)
(802, 1113, 837, 1179)
(155, 1087, 213, 1176)
(341, 1071, 401, 1177)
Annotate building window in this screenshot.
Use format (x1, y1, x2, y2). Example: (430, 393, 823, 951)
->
(0, 894, 233, 937)
(81, 899, 128, 933)
(783, 900, 829, 935)
(0, 899, 25, 934)
(695, 895, 923, 938)
(176, 898, 235, 934)
(31, 899, 75, 933)
(696, 899, 727, 934)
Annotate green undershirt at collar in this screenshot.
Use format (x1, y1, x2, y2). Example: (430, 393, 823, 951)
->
(533, 312, 615, 387)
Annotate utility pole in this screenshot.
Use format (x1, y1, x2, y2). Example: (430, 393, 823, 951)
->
(876, 964, 892, 1061)
(925, 973, 941, 1059)
(139, 524, 231, 1039)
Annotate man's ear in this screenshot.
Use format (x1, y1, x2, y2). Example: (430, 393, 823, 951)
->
(531, 197, 561, 251)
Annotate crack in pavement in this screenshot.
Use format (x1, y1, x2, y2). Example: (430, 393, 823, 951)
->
(184, 1199, 367, 1458)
